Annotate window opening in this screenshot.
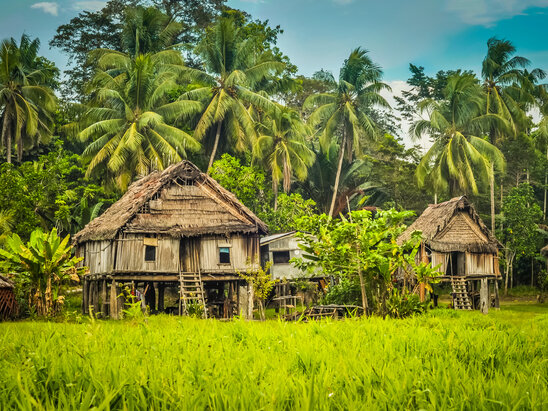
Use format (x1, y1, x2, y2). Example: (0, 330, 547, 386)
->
(219, 247, 230, 264)
(273, 250, 290, 264)
(145, 245, 156, 261)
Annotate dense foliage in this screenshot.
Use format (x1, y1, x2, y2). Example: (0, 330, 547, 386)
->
(0, 0, 547, 296)
(294, 209, 440, 317)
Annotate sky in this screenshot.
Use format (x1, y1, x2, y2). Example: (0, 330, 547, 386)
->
(3, 0, 548, 147)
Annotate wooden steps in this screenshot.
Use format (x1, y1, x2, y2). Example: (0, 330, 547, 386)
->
(451, 277, 472, 310)
(179, 270, 207, 318)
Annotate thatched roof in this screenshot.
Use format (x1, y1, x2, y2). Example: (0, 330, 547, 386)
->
(541, 244, 548, 257)
(0, 275, 13, 289)
(398, 196, 500, 253)
(74, 161, 268, 244)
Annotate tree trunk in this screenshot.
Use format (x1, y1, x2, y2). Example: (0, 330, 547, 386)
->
(273, 180, 278, 211)
(531, 256, 534, 288)
(434, 192, 437, 204)
(329, 130, 347, 217)
(500, 181, 504, 233)
(504, 250, 514, 296)
(2, 105, 11, 164)
(490, 163, 495, 233)
(544, 147, 548, 220)
(207, 121, 222, 174)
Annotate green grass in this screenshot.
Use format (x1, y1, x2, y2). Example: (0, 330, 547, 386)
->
(0, 304, 547, 410)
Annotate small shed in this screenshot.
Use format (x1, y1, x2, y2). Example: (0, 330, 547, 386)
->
(0, 275, 17, 320)
(74, 160, 268, 319)
(398, 196, 501, 312)
(260, 231, 306, 280)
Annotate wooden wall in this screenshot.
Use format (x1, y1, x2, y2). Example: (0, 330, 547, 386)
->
(199, 235, 259, 273)
(82, 240, 113, 275)
(466, 252, 495, 275)
(114, 234, 179, 273)
(81, 234, 259, 275)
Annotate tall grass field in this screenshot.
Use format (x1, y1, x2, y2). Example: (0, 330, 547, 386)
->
(0, 305, 547, 410)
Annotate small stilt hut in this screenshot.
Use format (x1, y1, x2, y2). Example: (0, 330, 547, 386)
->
(398, 196, 502, 312)
(73, 161, 268, 319)
(0, 275, 17, 320)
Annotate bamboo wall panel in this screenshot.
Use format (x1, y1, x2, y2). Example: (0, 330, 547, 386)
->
(115, 234, 179, 273)
(466, 252, 494, 275)
(199, 236, 259, 273)
(431, 252, 448, 274)
(84, 241, 112, 274)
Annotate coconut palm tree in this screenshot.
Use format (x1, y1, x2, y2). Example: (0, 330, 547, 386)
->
(253, 106, 315, 208)
(412, 73, 506, 196)
(481, 38, 544, 230)
(0, 35, 56, 163)
(79, 49, 202, 189)
(121, 6, 183, 56)
(180, 17, 284, 172)
(482, 37, 543, 137)
(304, 48, 390, 216)
(297, 142, 381, 215)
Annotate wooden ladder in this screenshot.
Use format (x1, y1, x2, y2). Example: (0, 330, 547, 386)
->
(451, 276, 472, 310)
(179, 270, 208, 318)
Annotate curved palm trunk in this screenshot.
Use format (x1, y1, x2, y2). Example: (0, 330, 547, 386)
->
(329, 130, 347, 217)
(273, 179, 279, 211)
(207, 121, 222, 174)
(490, 163, 495, 233)
(2, 106, 11, 164)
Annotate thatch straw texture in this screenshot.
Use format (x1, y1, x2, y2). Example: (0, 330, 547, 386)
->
(74, 161, 268, 244)
(398, 196, 500, 253)
(0, 275, 13, 289)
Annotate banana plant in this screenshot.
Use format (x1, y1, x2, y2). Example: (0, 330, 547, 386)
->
(0, 228, 86, 316)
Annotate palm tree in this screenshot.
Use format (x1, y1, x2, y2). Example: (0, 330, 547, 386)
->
(297, 143, 380, 215)
(304, 48, 390, 216)
(0, 35, 56, 163)
(253, 106, 315, 208)
(180, 17, 284, 172)
(121, 6, 183, 56)
(482, 37, 542, 137)
(79, 50, 201, 189)
(481, 37, 544, 231)
(412, 74, 506, 196)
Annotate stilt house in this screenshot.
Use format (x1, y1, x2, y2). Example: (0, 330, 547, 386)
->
(73, 161, 268, 319)
(398, 196, 501, 311)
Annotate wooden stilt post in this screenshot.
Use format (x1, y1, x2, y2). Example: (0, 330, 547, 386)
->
(117, 283, 125, 319)
(88, 280, 96, 316)
(82, 278, 89, 314)
(480, 278, 489, 315)
(101, 279, 107, 317)
(110, 280, 118, 319)
(158, 284, 164, 312)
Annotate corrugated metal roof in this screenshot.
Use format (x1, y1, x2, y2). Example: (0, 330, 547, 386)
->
(260, 231, 296, 245)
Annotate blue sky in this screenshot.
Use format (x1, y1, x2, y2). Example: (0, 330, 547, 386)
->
(3, 0, 548, 146)
(4, 0, 548, 82)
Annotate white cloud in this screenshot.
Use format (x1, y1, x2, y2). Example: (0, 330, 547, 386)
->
(30, 2, 58, 16)
(73, 1, 107, 11)
(445, 0, 548, 26)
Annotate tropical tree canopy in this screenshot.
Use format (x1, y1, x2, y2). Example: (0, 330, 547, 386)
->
(0, 35, 57, 163)
(412, 73, 506, 196)
(482, 37, 545, 138)
(79, 49, 202, 189)
(181, 17, 284, 171)
(304, 48, 390, 216)
(253, 106, 315, 200)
